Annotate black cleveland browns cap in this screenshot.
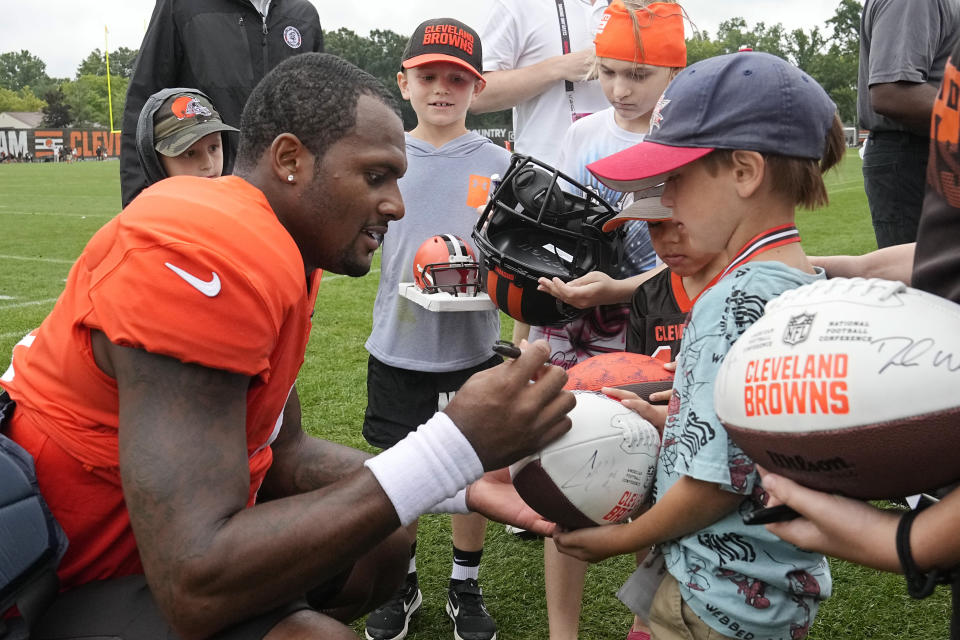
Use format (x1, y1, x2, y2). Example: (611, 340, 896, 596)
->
(401, 18, 483, 79)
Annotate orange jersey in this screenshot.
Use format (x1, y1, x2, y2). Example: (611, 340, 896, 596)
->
(1, 175, 320, 587)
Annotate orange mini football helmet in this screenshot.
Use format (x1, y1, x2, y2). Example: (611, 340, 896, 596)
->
(412, 234, 482, 296)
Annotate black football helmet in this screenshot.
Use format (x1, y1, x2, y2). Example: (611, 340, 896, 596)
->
(472, 154, 625, 326)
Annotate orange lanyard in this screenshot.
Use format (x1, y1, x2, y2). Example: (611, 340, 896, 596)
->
(689, 223, 801, 306)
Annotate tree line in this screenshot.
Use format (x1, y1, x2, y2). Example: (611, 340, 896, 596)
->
(0, 47, 135, 128)
(324, 0, 861, 132)
(0, 0, 860, 131)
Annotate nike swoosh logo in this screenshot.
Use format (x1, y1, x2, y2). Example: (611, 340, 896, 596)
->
(449, 603, 459, 617)
(164, 262, 221, 297)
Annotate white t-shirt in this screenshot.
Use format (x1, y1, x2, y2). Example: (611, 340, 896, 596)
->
(527, 107, 657, 364)
(557, 106, 645, 204)
(480, 0, 610, 166)
(557, 107, 657, 277)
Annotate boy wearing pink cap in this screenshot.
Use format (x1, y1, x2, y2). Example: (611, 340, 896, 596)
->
(553, 51, 846, 640)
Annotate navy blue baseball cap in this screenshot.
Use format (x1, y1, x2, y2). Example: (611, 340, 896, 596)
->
(587, 51, 838, 193)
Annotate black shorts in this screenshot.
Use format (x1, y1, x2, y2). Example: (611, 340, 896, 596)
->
(29, 572, 347, 639)
(362, 354, 502, 450)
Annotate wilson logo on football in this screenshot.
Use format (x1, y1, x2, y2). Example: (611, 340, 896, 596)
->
(765, 451, 853, 474)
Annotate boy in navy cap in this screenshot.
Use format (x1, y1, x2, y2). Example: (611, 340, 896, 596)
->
(552, 51, 847, 640)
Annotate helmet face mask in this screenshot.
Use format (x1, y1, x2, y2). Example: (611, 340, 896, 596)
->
(472, 154, 625, 326)
(413, 234, 482, 297)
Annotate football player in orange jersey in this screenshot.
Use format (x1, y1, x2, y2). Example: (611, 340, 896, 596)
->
(1, 53, 574, 639)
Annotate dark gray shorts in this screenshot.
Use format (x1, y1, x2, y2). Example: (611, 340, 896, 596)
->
(29, 573, 342, 639)
(362, 354, 502, 450)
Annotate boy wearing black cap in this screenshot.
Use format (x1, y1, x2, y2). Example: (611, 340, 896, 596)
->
(362, 17, 509, 640)
(552, 51, 847, 640)
(135, 88, 238, 190)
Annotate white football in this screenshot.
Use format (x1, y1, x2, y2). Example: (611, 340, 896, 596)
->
(510, 390, 660, 528)
(715, 278, 960, 499)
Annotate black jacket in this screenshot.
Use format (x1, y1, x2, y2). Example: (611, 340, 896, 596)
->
(120, 0, 323, 207)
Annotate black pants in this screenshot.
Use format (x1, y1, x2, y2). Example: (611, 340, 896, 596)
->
(862, 130, 930, 248)
(29, 574, 341, 639)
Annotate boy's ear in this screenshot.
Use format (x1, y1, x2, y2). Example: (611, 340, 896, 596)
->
(397, 70, 410, 100)
(472, 76, 487, 98)
(730, 150, 766, 199)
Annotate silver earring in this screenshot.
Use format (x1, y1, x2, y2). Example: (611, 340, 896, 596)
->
(287, 174, 295, 183)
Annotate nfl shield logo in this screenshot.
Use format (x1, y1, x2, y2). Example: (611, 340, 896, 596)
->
(783, 313, 814, 346)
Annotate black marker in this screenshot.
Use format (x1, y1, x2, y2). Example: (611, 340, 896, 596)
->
(742, 504, 801, 525)
(493, 340, 522, 359)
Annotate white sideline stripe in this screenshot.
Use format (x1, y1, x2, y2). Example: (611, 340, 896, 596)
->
(826, 184, 872, 195)
(0, 211, 112, 219)
(0, 297, 58, 311)
(0, 254, 75, 264)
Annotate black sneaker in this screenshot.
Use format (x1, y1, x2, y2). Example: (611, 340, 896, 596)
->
(446, 579, 497, 640)
(365, 574, 422, 640)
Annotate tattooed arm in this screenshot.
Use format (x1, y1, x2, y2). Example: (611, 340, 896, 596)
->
(103, 335, 400, 638)
(99, 333, 571, 638)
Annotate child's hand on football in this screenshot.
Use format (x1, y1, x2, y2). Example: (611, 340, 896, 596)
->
(647, 361, 676, 405)
(602, 387, 668, 431)
(553, 521, 637, 562)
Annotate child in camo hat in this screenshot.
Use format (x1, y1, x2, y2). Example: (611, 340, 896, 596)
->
(134, 88, 239, 193)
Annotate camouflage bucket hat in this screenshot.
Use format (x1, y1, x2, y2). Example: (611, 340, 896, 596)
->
(154, 91, 239, 157)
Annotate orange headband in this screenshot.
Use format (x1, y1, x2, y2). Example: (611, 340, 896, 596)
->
(594, 1, 686, 68)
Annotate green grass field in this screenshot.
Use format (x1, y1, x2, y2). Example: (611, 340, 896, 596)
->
(0, 153, 951, 639)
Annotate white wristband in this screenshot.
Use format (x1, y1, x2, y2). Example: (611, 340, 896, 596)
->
(428, 488, 470, 516)
(364, 412, 483, 525)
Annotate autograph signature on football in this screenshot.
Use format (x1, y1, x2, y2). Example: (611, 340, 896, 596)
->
(871, 335, 960, 374)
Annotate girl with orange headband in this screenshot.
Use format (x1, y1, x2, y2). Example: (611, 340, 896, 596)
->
(532, 3, 687, 640)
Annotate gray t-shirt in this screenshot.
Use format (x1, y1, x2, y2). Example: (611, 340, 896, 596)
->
(365, 132, 511, 372)
(857, 0, 960, 133)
